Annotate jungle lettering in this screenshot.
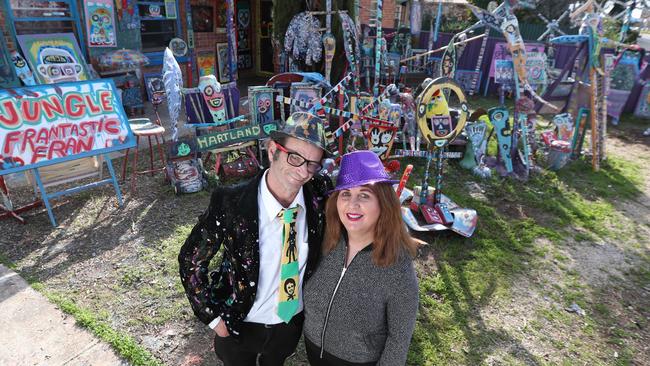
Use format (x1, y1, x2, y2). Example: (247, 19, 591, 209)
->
(0, 90, 114, 129)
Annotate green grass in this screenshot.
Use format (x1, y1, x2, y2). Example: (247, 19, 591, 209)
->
(401, 116, 646, 364)
(44, 291, 164, 366)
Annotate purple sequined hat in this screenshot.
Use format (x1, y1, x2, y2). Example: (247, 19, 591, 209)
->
(331, 150, 398, 193)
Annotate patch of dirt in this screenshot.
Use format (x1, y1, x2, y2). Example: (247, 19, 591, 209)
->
(476, 130, 650, 366)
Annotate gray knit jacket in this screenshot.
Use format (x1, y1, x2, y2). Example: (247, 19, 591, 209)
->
(303, 240, 419, 365)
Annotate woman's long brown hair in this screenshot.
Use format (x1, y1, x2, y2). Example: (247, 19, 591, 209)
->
(323, 183, 418, 267)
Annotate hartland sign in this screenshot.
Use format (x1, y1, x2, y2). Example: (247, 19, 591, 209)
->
(0, 80, 135, 175)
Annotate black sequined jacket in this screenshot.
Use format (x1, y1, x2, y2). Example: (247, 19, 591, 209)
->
(178, 169, 332, 338)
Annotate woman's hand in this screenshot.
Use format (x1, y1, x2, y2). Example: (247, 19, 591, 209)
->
(214, 320, 230, 337)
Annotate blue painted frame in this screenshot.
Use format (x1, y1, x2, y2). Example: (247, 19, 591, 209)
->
(3, 0, 87, 57)
(0, 79, 136, 175)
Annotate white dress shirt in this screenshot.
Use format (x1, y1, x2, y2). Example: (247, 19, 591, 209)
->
(242, 170, 309, 325)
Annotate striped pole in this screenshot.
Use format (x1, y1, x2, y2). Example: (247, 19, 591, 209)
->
(373, 0, 383, 97)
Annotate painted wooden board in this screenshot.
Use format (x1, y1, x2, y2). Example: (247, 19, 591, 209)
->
(0, 79, 135, 176)
(17, 33, 91, 84)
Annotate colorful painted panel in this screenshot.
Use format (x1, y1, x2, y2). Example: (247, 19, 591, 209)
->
(17, 33, 90, 85)
(289, 83, 321, 114)
(494, 60, 514, 85)
(196, 52, 216, 77)
(248, 86, 277, 135)
(634, 83, 650, 118)
(367, 123, 398, 161)
(454, 70, 481, 94)
(84, 0, 117, 47)
(216, 42, 232, 83)
(526, 52, 547, 85)
(610, 52, 641, 91)
(489, 42, 544, 78)
(0, 79, 135, 175)
(236, 0, 252, 70)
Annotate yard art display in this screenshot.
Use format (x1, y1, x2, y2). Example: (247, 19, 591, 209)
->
(11, 51, 36, 86)
(488, 106, 513, 174)
(398, 76, 477, 237)
(144, 73, 164, 102)
(225, 0, 238, 82)
(84, 0, 117, 47)
(0, 79, 135, 226)
(373, 0, 384, 97)
(460, 111, 490, 176)
(284, 12, 323, 69)
(440, 38, 457, 79)
(339, 12, 361, 92)
(17, 33, 90, 85)
(196, 52, 216, 77)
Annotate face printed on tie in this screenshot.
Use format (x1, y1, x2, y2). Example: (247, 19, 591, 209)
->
(284, 278, 296, 300)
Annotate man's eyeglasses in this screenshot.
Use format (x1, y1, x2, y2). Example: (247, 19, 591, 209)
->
(274, 143, 323, 173)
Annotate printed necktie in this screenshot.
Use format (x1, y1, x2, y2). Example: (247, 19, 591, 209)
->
(277, 206, 300, 323)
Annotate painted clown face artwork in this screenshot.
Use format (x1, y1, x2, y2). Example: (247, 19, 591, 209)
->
(367, 124, 397, 161)
(198, 75, 226, 122)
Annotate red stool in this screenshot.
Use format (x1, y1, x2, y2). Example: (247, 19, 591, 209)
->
(121, 118, 166, 193)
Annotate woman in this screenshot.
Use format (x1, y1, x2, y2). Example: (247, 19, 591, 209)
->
(303, 150, 419, 366)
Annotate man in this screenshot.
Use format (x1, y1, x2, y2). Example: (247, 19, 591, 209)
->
(179, 111, 332, 366)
